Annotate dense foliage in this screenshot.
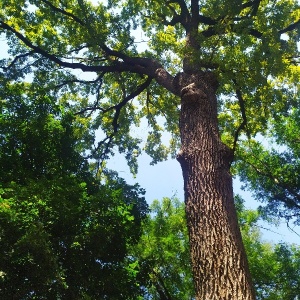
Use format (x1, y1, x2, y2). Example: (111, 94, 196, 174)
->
(133, 198, 194, 300)
(0, 0, 298, 168)
(0, 91, 148, 299)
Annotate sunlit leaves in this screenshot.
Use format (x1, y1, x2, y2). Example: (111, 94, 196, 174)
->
(131, 197, 194, 300)
(0, 0, 299, 171)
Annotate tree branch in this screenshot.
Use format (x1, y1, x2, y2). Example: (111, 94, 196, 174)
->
(77, 77, 152, 127)
(0, 21, 115, 72)
(198, 15, 217, 26)
(39, 0, 85, 26)
(191, 0, 199, 28)
(54, 75, 103, 92)
(168, 0, 190, 23)
(0, 20, 179, 96)
(241, 0, 262, 16)
(88, 77, 152, 162)
(151, 269, 173, 300)
(158, 0, 190, 29)
(197, 0, 264, 39)
(246, 159, 300, 208)
(232, 79, 249, 154)
(111, 76, 153, 132)
(160, 13, 184, 27)
(1, 50, 35, 70)
(279, 19, 300, 35)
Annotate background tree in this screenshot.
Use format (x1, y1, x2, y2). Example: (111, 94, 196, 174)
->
(235, 106, 300, 225)
(0, 88, 148, 299)
(0, 0, 299, 298)
(133, 197, 194, 300)
(135, 197, 300, 300)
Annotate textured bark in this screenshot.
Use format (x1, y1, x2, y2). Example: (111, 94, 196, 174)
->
(177, 72, 255, 300)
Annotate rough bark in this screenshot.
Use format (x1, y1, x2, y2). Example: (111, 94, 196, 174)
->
(176, 72, 255, 300)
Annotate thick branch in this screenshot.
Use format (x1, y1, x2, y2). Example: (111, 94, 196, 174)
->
(168, 0, 190, 23)
(202, 22, 300, 39)
(159, 0, 190, 29)
(241, 0, 262, 16)
(161, 13, 184, 27)
(196, 1, 262, 27)
(0, 21, 116, 72)
(0, 21, 178, 95)
(200, 21, 263, 39)
(155, 68, 179, 96)
(191, 0, 199, 28)
(198, 15, 217, 26)
(201, 12, 298, 40)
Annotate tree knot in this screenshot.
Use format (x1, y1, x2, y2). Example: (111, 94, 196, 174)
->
(181, 83, 207, 100)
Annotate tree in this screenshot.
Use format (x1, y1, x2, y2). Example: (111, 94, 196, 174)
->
(135, 197, 300, 300)
(235, 106, 300, 224)
(133, 197, 194, 300)
(0, 89, 148, 299)
(1, 0, 299, 298)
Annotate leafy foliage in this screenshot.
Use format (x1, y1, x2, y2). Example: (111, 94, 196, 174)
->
(0, 0, 299, 219)
(235, 105, 300, 224)
(0, 0, 300, 297)
(132, 197, 194, 300)
(0, 89, 148, 299)
(1, 0, 298, 165)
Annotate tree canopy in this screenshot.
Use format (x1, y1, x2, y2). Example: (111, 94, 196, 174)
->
(236, 105, 300, 224)
(1, 0, 299, 166)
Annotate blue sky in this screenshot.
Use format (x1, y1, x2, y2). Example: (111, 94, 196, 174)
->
(107, 150, 300, 245)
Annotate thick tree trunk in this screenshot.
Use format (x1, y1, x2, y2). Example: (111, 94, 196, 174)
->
(176, 72, 255, 299)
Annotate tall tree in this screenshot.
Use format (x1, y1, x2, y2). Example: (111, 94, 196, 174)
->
(1, 0, 299, 298)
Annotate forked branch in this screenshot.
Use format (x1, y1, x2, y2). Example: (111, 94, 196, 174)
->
(85, 77, 152, 161)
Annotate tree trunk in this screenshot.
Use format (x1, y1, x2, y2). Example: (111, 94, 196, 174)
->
(176, 71, 255, 299)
